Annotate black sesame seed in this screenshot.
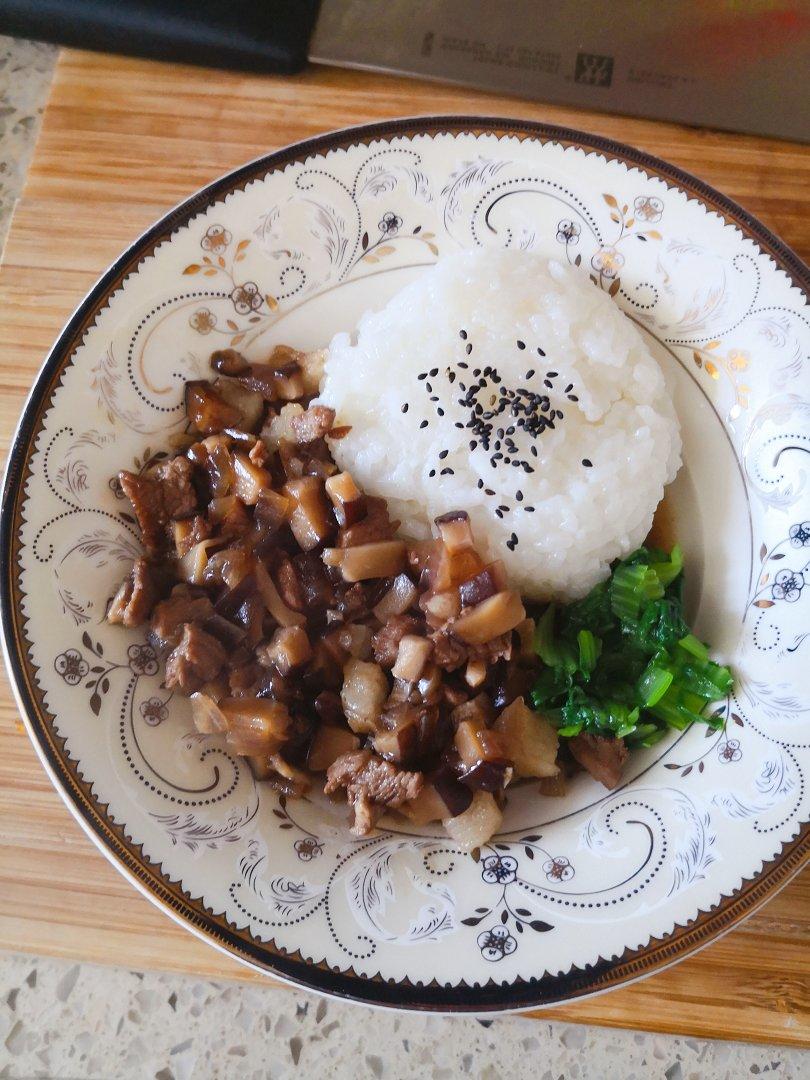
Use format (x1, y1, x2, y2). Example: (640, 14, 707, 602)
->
(420, 420, 429, 429)
(448, 372, 456, 384)
(460, 329, 467, 340)
(465, 343, 473, 355)
(544, 379, 553, 389)
(517, 340, 526, 350)
(525, 369, 535, 380)
(582, 458, 593, 468)
(426, 382, 432, 393)
(401, 403, 409, 413)
(537, 347, 546, 357)
(441, 467, 454, 475)
(555, 410, 564, 420)
(429, 469, 436, 477)
(459, 361, 469, 369)
(473, 368, 481, 377)
(567, 394, 579, 402)
(437, 408, 445, 416)
(485, 488, 495, 496)
(547, 370, 558, 378)
(499, 504, 509, 512)
(564, 383, 573, 393)
(438, 449, 449, 460)
(523, 464, 534, 473)
(418, 372, 427, 381)
(530, 445, 538, 458)
(429, 395, 438, 402)
(495, 509, 504, 519)
(516, 491, 524, 502)
(477, 479, 484, 489)
(525, 505, 535, 512)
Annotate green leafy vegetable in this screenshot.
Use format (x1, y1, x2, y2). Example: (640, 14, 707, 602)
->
(530, 545, 733, 745)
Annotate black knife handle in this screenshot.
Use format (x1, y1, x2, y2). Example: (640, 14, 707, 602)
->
(0, 0, 321, 74)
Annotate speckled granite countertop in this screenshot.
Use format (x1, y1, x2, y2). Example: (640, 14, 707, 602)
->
(0, 33, 807, 1080)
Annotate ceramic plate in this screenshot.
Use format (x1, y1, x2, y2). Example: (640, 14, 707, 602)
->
(2, 118, 808, 1012)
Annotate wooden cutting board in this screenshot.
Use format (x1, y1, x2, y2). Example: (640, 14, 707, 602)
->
(0, 49, 807, 1047)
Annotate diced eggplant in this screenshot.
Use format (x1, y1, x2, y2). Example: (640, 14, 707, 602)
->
(373, 573, 418, 621)
(493, 697, 559, 779)
(284, 476, 333, 552)
(328, 540, 407, 583)
(272, 362, 306, 400)
(232, 451, 271, 505)
(325, 471, 367, 528)
(340, 658, 389, 734)
(399, 783, 452, 825)
(210, 348, 250, 376)
(250, 752, 311, 797)
(391, 635, 433, 682)
(458, 564, 504, 608)
(172, 515, 211, 559)
(254, 487, 290, 536)
(307, 724, 360, 772)
(218, 697, 290, 755)
(189, 692, 229, 735)
(177, 538, 221, 585)
(432, 765, 474, 817)
(185, 381, 241, 435)
(434, 510, 474, 554)
(208, 494, 251, 538)
(313, 690, 344, 726)
(454, 719, 512, 791)
(449, 694, 494, 731)
(254, 559, 306, 627)
(442, 790, 502, 852)
(202, 544, 253, 590)
(213, 378, 265, 433)
(292, 551, 336, 610)
(260, 625, 312, 675)
(274, 557, 307, 613)
(452, 590, 526, 645)
(338, 497, 398, 548)
(416, 662, 443, 704)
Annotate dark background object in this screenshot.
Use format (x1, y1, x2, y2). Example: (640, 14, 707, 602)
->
(0, 0, 320, 73)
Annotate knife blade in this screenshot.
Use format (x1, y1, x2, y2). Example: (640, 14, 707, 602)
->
(1, 0, 807, 141)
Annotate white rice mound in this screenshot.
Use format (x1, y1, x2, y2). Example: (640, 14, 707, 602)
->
(318, 250, 681, 601)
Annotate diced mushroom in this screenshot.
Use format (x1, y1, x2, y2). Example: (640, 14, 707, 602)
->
(449, 694, 495, 730)
(283, 476, 333, 552)
(327, 540, 407, 583)
(325, 471, 367, 528)
(422, 589, 461, 625)
(373, 573, 418, 621)
(185, 381, 242, 435)
(431, 542, 485, 592)
(253, 488, 290, 536)
(250, 753, 312, 797)
(434, 510, 474, 554)
(336, 622, 374, 660)
(298, 348, 326, 395)
(391, 635, 433, 682)
(340, 658, 389, 734)
(218, 697, 291, 756)
(307, 724, 361, 772)
(442, 790, 503, 852)
(210, 348, 250, 376)
(464, 659, 487, 688)
(272, 363, 306, 400)
(259, 625, 312, 675)
(452, 590, 526, 645)
(338, 497, 398, 547)
(232, 452, 271, 505)
(493, 697, 559, 779)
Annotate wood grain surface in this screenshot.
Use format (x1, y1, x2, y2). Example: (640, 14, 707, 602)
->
(0, 49, 807, 1046)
